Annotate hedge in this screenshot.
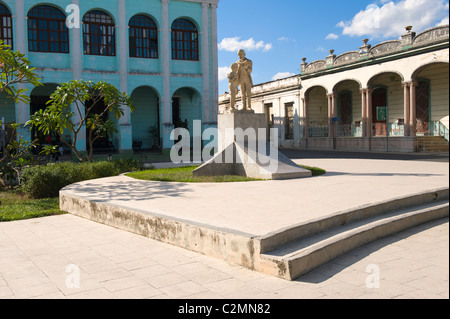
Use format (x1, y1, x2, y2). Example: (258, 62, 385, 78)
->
(21, 159, 143, 199)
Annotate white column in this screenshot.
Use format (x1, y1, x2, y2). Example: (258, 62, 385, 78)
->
(210, 3, 219, 124)
(366, 89, 373, 138)
(14, 0, 30, 140)
(294, 93, 301, 141)
(118, 0, 132, 152)
(327, 94, 333, 138)
(161, 0, 172, 149)
(409, 82, 417, 137)
(403, 82, 410, 136)
(302, 97, 309, 138)
(71, 0, 86, 152)
(118, 0, 128, 93)
(72, 0, 82, 80)
(201, 3, 210, 125)
(361, 89, 367, 138)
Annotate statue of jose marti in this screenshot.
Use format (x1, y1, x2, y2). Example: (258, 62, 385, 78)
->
(228, 49, 253, 112)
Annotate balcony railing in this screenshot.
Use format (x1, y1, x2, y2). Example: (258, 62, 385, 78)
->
(336, 124, 363, 137)
(372, 123, 405, 137)
(308, 124, 328, 137)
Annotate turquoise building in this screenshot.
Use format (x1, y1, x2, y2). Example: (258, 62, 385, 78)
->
(0, 0, 219, 153)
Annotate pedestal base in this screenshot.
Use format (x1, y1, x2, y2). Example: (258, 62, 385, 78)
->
(193, 112, 312, 180)
(193, 141, 311, 180)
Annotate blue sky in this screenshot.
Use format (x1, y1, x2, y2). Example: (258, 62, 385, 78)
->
(216, 0, 450, 94)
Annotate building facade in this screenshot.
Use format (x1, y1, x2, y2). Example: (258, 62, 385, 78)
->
(220, 25, 449, 153)
(0, 0, 219, 153)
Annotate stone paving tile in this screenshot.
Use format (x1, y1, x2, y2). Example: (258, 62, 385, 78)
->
(66, 288, 115, 299)
(246, 276, 297, 293)
(111, 284, 162, 299)
(361, 278, 416, 299)
(159, 280, 208, 299)
(395, 289, 445, 299)
(144, 272, 191, 289)
(101, 275, 147, 292)
(271, 285, 326, 299)
(89, 267, 132, 283)
(186, 290, 225, 299)
(405, 276, 449, 296)
(0, 285, 13, 298)
(131, 264, 172, 280)
(118, 257, 159, 271)
(181, 267, 232, 286)
(9, 282, 61, 299)
(223, 288, 280, 299)
(317, 281, 369, 299)
(0, 215, 448, 299)
(204, 278, 251, 296)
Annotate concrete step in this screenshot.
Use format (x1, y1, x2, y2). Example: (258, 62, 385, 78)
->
(258, 190, 449, 281)
(418, 136, 449, 152)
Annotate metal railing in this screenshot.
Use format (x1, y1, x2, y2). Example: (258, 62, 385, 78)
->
(336, 124, 363, 137)
(372, 123, 405, 137)
(308, 124, 329, 138)
(430, 121, 450, 142)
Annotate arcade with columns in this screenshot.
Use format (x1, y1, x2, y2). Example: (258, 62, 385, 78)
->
(220, 25, 449, 153)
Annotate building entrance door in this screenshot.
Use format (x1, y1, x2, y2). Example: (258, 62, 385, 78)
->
(372, 88, 387, 136)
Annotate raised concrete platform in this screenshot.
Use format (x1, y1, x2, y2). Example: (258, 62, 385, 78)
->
(60, 156, 449, 280)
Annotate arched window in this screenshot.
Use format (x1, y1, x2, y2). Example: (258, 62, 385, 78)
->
(27, 5, 69, 53)
(83, 11, 115, 56)
(0, 4, 13, 47)
(129, 15, 158, 59)
(171, 18, 198, 61)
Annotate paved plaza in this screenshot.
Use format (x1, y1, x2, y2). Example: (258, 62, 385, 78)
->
(0, 214, 448, 299)
(0, 151, 448, 299)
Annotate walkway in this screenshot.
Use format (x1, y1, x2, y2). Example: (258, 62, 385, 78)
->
(0, 151, 448, 299)
(0, 214, 447, 299)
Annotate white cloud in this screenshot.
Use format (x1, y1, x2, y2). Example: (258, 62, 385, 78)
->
(325, 33, 339, 40)
(337, 0, 449, 39)
(272, 72, 296, 81)
(436, 16, 449, 26)
(218, 66, 230, 81)
(218, 37, 273, 52)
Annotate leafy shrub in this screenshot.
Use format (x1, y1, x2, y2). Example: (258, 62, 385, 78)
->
(21, 160, 143, 199)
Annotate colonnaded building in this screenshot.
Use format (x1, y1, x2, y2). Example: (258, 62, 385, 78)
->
(0, 0, 219, 153)
(220, 25, 449, 153)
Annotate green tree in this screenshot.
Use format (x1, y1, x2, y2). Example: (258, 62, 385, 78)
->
(27, 80, 134, 163)
(1, 41, 41, 187)
(0, 40, 41, 103)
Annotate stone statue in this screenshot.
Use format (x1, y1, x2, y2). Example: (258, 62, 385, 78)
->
(236, 49, 253, 111)
(227, 63, 239, 111)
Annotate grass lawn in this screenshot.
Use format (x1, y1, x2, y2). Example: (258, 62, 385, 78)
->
(127, 164, 326, 183)
(0, 163, 325, 222)
(127, 166, 262, 183)
(0, 189, 65, 222)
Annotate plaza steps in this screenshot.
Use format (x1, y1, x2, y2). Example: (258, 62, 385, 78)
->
(60, 177, 449, 282)
(256, 188, 449, 281)
(417, 136, 449, 153)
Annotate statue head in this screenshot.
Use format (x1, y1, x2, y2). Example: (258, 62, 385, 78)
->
(230, 63, 238, 72)
(238, 49, 246, 59)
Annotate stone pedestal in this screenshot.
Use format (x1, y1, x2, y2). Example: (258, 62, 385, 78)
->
(218, 111, 266, 152)
(193, 112, 312, 180)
